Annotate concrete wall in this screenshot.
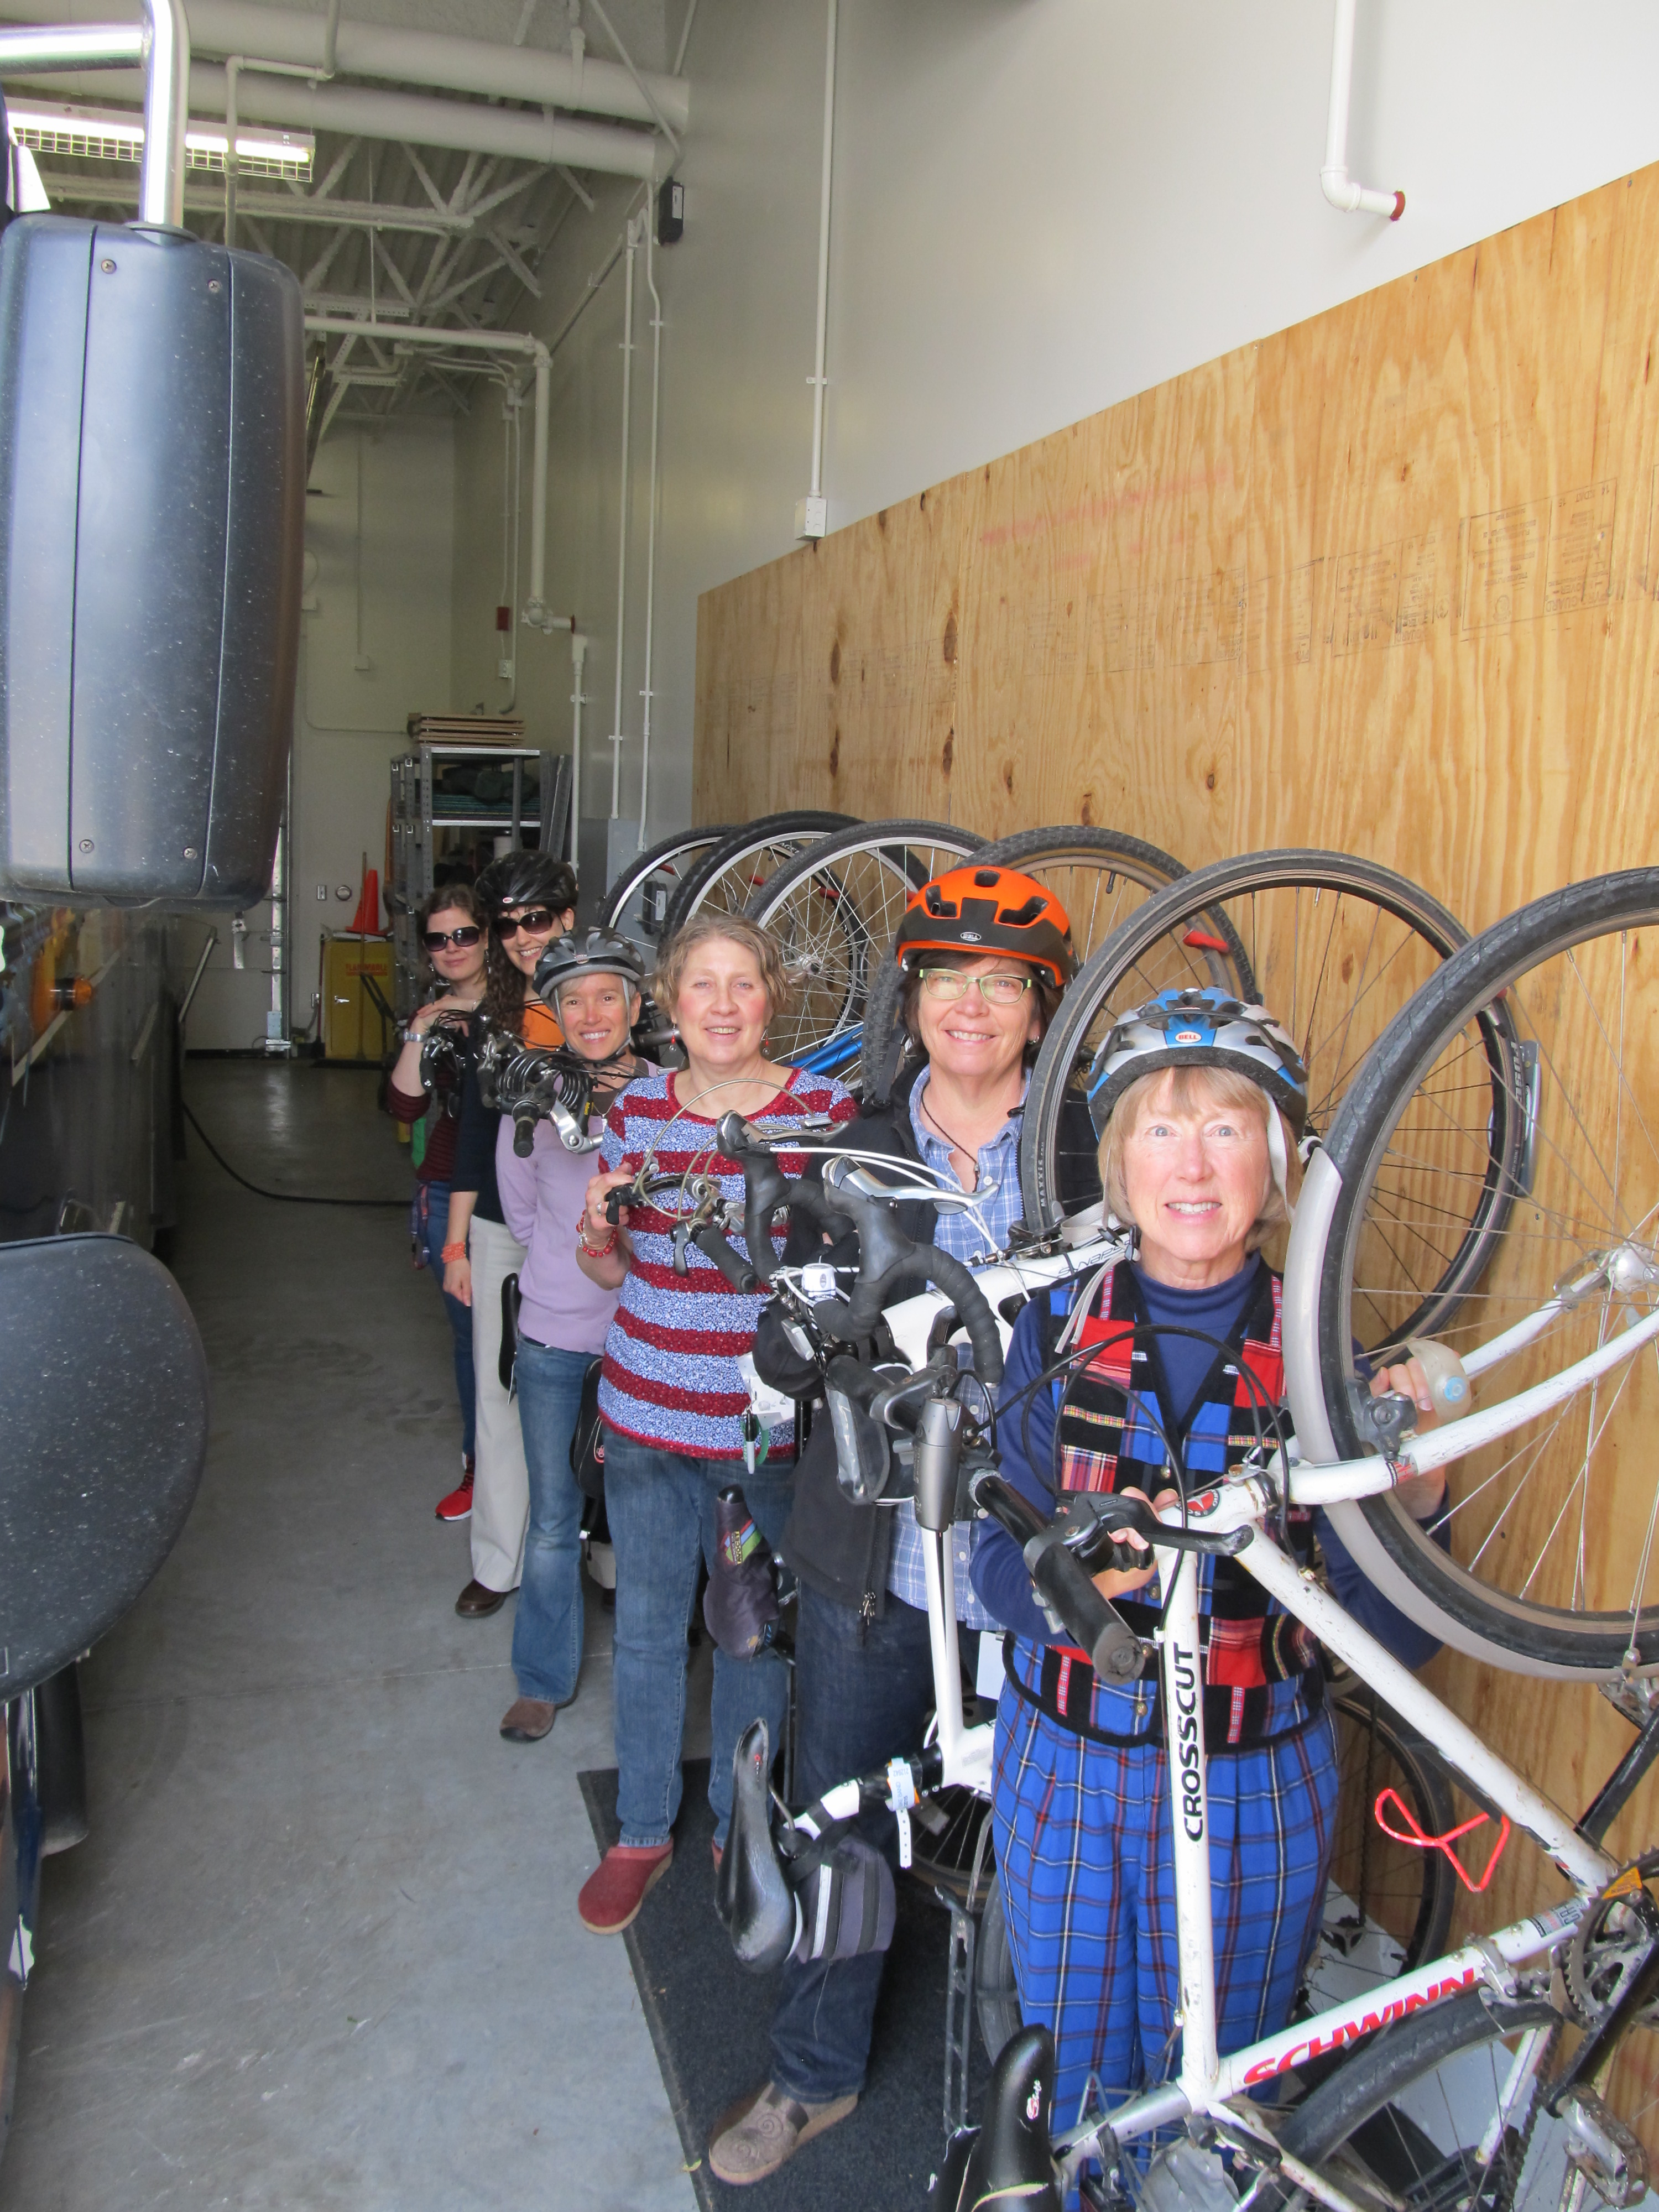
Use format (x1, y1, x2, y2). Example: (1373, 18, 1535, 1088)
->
(444, 0, 1659, 886)
(186, 419, 455, 1052)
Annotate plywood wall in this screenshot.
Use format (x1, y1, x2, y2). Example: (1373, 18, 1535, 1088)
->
(696, 158, 1659, 2113)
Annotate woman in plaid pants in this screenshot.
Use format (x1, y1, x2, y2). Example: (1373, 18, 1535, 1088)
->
(971, 988, 1450, 2136)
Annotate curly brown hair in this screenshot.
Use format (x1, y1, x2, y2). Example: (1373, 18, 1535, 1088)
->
(650, 912, 797, 1040)
(477, 856, 579, 1037)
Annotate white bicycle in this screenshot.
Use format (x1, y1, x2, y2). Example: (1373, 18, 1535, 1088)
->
(712, 863, 1659, 2212)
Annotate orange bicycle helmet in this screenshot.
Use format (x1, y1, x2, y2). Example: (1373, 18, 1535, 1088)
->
(892, 865, 1076, 988)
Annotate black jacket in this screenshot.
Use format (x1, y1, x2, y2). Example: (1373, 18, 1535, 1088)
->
(755, 1067, 1100, 1622)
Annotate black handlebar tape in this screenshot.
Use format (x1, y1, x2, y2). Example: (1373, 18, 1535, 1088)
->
(910, 1247, 1004, 1386)
(691, 1222, 758, 1293)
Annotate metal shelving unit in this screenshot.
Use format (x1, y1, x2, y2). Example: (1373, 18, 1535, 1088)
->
(390, 740, 572, 1018)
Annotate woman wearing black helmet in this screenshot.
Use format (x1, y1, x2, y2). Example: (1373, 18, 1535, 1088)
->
(492, 929, 648, 1743)
(969, 987, 1449, 2173)
(707, 867, 1098, 2189)
(441, 849, 577, 1618)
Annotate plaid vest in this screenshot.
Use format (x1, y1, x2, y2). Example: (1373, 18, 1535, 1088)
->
(1018, 1262, 1321, 1748)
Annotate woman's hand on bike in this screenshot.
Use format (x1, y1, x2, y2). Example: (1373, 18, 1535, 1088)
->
(582, 1168, 634, 1243)
(1370, 1357, 1448, 1517)
(1089, 1485, 1180, 1601)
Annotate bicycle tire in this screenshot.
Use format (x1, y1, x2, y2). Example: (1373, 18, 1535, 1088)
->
(975, 1870, 1022, 2064)
(1265, 1989, 1562, 2212)
(1019, 853, 1522, 1334)
(860, 825, 1221, 1109)
(660, 811, 858, 939)
(598, 826, 733, 940)
(747, 818, 983, 1071)
(1304, 868, 1659, 1676)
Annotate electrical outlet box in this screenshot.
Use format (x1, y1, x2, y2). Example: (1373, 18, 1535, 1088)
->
(794, 494, 827, 540)
(657, 176, 684, 246)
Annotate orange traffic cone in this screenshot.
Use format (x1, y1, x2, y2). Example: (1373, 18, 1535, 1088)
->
(348, 867, 382, 936)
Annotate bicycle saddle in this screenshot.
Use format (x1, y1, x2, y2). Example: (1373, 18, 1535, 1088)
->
(714, 1720, 797, 1972)
(928, 2024, 1060, 2212)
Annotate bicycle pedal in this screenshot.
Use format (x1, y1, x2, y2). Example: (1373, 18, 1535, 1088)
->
(1559, 2088, 1648, 2208)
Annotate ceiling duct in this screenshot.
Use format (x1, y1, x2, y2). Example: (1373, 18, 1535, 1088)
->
(0, 0, 689, 132)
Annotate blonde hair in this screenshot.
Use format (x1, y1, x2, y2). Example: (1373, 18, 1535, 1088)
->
(1096, 1065, 1296, 1254)
(651, 912, 797, 1034)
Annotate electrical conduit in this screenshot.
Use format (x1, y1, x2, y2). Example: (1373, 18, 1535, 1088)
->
(1320, 0, 1403, 220)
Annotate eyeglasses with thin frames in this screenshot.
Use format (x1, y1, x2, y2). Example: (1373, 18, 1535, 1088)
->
(918, 968, 1034, 1006)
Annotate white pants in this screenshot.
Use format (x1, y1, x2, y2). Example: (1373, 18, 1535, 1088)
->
(467, 1212, 529, 1592)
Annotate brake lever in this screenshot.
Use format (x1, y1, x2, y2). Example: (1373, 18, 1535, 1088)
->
(1052, 1493, 1252, 1563)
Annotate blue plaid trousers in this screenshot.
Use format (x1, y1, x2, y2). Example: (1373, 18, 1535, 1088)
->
(991, 1688, 1339, 2132)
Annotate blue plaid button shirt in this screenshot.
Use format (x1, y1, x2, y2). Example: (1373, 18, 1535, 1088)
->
(883, 1068, 1022, 1629)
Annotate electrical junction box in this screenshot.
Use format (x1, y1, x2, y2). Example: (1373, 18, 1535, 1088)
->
(656, 176, 684, 246)
(0, 215, 305, 905)
(795, 494, 827, 540)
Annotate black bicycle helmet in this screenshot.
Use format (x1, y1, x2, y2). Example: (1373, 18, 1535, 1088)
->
(892, 865, 1077, 988)
(533, 927, 646, 1002)
(478, 849, 578, 917)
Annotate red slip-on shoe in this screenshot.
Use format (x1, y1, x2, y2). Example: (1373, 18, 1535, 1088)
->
(578, 1841, 674, 1934)
(436, 1458, 474, 1522)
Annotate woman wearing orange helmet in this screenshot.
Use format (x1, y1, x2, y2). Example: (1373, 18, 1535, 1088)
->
(706, 867, 1097, 2188)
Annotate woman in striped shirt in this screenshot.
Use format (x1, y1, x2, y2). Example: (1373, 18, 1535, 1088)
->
(574, 914, 855, 1936)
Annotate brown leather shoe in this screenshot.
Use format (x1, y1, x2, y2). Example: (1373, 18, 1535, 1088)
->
(499, 1696, 557, 1742)
(455, 1578, 507, 1618)
(708, 2081, 858, 2185)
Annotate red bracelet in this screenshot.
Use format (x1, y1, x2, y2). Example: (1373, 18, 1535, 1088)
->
(577, 1212, 618, 1259)
(441, 1241, 467, 1263)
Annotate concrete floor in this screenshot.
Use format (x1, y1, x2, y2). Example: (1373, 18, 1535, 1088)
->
(1, 1062, 703, 2211)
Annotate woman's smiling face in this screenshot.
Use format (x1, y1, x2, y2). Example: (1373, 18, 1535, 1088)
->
(671, 936, 771, 1073)
(1118, 1070, 1272, 1288)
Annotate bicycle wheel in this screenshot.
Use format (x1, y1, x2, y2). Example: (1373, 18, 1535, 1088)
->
(1318, 1687, 1458, 2002)
(1020, 853, 1524, 1331)
(660, 811, 858, 938)
(748, 820, 984, 1070)
(1265, 1989, 1567, 2212)
(862, 825, 1219, 1108)
(975, 1869, 1023, 2064)
(599, 826, 732, 943)
(1301, 869, 1659, 1676)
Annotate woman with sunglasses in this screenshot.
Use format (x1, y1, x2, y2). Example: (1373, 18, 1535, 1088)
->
(705, 865, 1095, 2188)
(386, 883, 491, 1500)
(441, 851, 577, 1618)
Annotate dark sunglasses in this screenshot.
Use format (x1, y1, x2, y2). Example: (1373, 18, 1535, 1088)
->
(422, 924, 483, 951)
(494, 907, 558, 939)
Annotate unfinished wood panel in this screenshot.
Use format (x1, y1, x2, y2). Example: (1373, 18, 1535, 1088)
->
(695, 155, 1659, 2127)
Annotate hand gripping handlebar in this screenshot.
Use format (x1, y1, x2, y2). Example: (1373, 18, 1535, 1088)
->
(712, 1110, 1006, 1387)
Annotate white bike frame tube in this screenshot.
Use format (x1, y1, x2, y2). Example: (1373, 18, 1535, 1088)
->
(1241, 1527, 1613, 1891)
(923, 1527, 992, 1793)
(1162, 1548, 1222, 2101)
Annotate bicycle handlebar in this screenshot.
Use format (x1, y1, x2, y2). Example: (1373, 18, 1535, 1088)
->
(973, 1471, 1144, 1682)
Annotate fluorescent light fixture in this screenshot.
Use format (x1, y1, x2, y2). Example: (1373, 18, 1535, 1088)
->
(8, 100, 313, 181)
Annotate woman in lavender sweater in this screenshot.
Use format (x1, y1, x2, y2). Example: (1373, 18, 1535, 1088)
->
(492, 929, 648, 1745)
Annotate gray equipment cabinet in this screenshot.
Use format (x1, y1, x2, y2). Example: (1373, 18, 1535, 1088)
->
(389, 739, 572, 1019)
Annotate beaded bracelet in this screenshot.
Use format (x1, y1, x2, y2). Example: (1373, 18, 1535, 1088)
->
(441, 1241, 468, 1263)
(577, 1211, 618, 1260)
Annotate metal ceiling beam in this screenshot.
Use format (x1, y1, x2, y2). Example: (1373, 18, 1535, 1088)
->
(37, 169, 476, 232)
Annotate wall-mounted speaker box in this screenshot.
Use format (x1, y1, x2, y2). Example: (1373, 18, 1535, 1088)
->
(0, 216, 304, 906)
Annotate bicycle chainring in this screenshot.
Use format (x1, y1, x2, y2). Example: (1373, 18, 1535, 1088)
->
(1566, 1874, 1659, 2030)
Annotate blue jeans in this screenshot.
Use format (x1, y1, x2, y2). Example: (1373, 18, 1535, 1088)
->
(603, 1426, 795, 1851)
(511, 1338, 593, 1705)
(422, 1181, 477, 1459)
(769, 1585, 947, 2103)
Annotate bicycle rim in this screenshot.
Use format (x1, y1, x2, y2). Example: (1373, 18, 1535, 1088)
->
(598, 827, 732, 942)
(1314, 869, 1659, 1674)
(972, 825, 1196, 969)
(660, 811, 858, 937)
(748, 819, 982, 1068)
(1019, 853, 1517, 1331)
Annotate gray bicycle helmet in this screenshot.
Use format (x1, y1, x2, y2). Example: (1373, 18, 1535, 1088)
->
(1084, 987, 1309, 1140)
(478, 849, 578, 917)
(533, 926, 646, 1002)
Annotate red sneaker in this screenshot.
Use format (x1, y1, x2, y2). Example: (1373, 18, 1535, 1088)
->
(436, 1458, 474, 1522)
(578, 1841, 674, 1934)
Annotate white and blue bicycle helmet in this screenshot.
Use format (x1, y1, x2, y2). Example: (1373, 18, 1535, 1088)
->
(1085, 987, 1309, 1152)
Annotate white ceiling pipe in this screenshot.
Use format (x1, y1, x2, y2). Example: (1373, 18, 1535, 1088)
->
(1321, 0, 1403, 220)
(795, 0, 834, 540)
(305, 315, 571, 636)
(637, 208, 662, 844)
(22, 60, 661, 175)
(568, 633, 587, 866)
(608, 209, 642, 821)
(0, 0, 689, 131)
